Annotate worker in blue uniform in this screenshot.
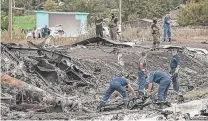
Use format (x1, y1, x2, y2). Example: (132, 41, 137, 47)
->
(99, 76, 136, 109)
(169, 48, 180, 92)
(146, 71, 171, 107)
(163, 14, 171, 42)
(42, 25, 50, 38)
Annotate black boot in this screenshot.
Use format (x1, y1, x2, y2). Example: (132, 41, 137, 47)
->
(120, 103, 128, 109)
(97, 104, 105, 112)
(168, 38, 171, 42)
(159, 102, 164, 109)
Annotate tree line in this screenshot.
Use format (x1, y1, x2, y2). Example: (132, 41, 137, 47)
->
(1, 0, 208, 30)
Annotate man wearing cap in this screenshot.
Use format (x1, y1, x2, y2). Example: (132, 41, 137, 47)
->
(99, 76, 136, 109)
(163, 14, 172, 42)
(169, 48, 180, 92)
(146, 71, 171, 108)
(151, 18, 160, 50)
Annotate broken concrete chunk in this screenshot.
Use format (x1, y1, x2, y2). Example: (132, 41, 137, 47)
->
(184, 67, 197, 74)
(164, 99, 208, 117)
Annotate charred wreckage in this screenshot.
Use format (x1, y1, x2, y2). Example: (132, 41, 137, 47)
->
(1, 41, 96, 115)
(1, 37, 208, 120)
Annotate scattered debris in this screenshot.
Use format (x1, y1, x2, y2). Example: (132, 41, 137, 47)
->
(71, 37, 135, 47)
(201, 40, 208, 44)
(1, 40, 208, 120)
(164, 99, 208, 118)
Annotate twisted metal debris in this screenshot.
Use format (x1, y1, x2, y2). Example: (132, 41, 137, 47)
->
(1, 39, 208, 120)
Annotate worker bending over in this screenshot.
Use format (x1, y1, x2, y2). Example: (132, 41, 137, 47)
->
(99, 76, 136, 109)
(146, 71, 171, 108)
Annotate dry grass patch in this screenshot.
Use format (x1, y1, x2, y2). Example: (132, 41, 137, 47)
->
(184, 88, 208, 100)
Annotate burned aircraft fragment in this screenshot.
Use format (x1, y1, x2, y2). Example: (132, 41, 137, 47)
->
(1, 41, 208, 120)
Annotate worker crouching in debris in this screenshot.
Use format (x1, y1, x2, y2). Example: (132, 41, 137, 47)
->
(151, 18, 160, 51)
(146, 71, 171, 108)
(99, 76, 136, 109)
(169, 48, 180, 92)
(109, 13, 118, 40)
(138, 52, 147, 95)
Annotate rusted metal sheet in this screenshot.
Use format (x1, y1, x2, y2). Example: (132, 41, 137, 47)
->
(1, 74, 24, 87)
(1, 74, 75, 109)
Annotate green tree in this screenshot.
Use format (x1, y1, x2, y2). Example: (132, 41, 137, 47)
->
(121, 0, 181, 21)
(1, 0, 8, 14)
(178, 0, 208, 26)
(1, 11, 9, 30)
(1, 0, 185, 25)
(44, 0, 57, 11)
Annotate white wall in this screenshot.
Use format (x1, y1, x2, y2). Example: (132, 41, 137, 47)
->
(49, 14, 81, 37)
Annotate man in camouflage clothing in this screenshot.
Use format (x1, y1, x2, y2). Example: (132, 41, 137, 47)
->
(151, 18, 160, 51)
(95, 16, 103, 37)
(109, 13, 118, 40)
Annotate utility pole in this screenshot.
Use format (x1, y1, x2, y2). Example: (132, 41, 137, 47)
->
(9, 0, 13, 40)
(119, 0, 122, 33)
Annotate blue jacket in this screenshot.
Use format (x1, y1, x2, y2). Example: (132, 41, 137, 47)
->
(170, 54, 179, 68)
(111, 77, 129, 87)
(147, 72, 170, 84)
(164, 16, 170, 25)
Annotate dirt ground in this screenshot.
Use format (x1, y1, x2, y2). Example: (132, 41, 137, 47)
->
(1, 38, 208, 120)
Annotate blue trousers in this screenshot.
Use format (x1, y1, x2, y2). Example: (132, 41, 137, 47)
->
(170, 68, 179, 92)
(158, 80, 170, 102)
(100, 80, 128, 106)
(138, 71, 146, 94)
(163, 24, 171, 40)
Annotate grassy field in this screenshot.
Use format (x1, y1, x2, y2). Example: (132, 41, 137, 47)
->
(14, 15, 36, 30)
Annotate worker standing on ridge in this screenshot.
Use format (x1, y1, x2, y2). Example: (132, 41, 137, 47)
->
(138, 52, 147, 95)
(169, 48, 180, 92)
(99, 76, 136, 109)
(146, 71, 171, 108)
(151, 18, 160, 51)
(109, 13, 118, 40)
(163, 14, 172, 42)
(95, 16, 103, 38)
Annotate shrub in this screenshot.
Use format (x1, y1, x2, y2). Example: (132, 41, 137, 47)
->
(178, 0, 208, 26)
(1, 11, 8, 30)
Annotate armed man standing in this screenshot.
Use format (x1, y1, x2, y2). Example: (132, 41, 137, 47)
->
(151, 18, 160, 51)
(95, 16, 103, 38)
(109, 13, 118, 40)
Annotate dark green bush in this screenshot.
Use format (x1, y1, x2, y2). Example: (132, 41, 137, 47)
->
(178, 0, 208, 26)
